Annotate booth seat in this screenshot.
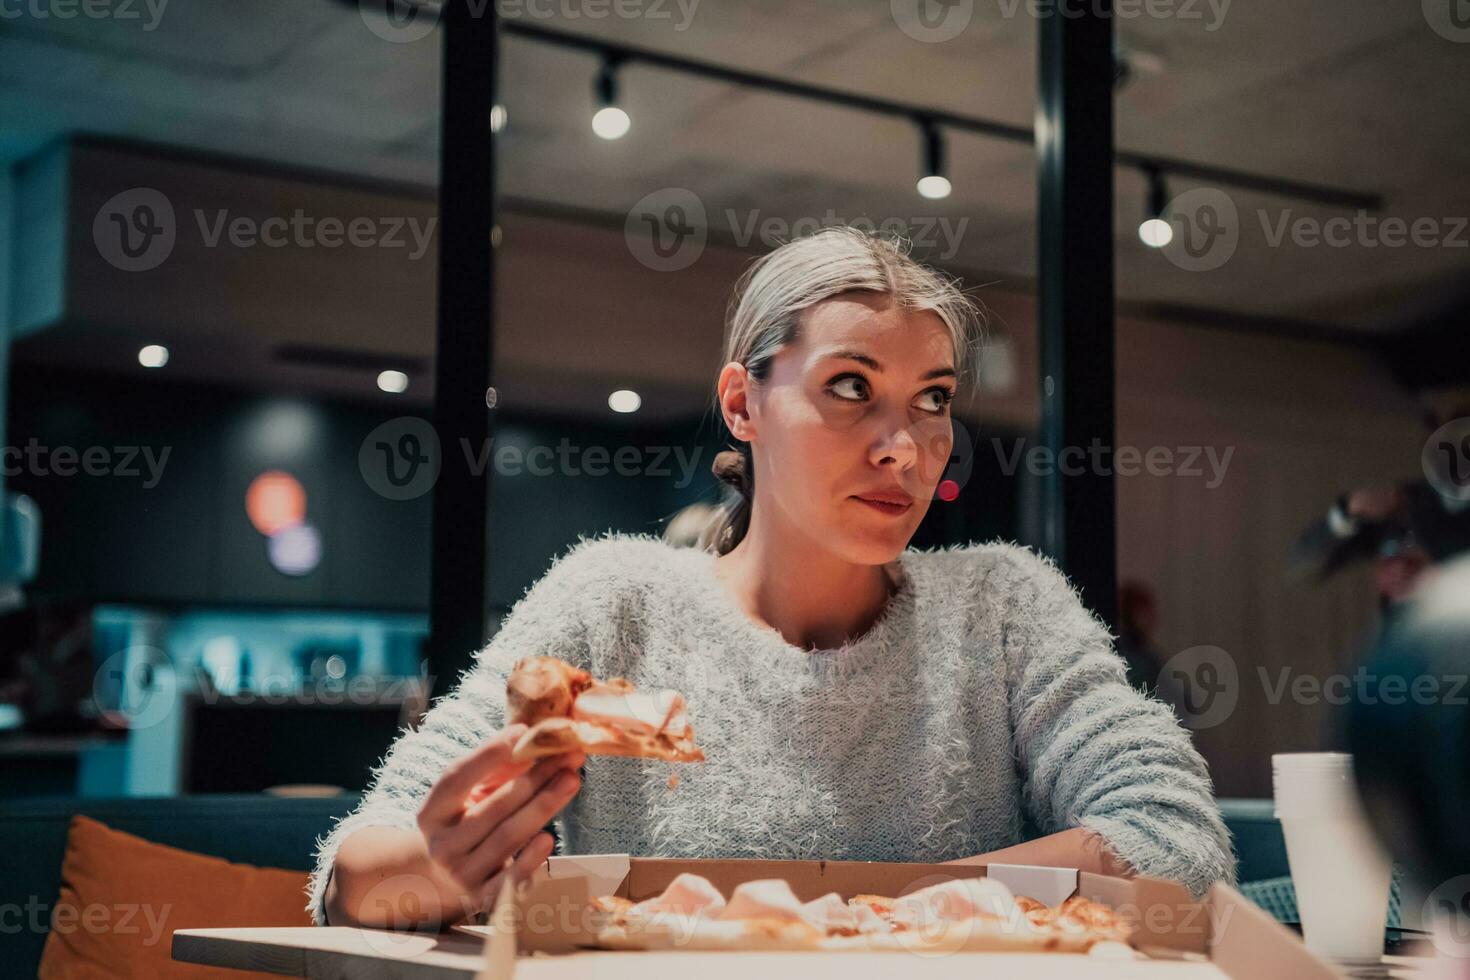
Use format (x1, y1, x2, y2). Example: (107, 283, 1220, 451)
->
(1, 795, 1288, 976)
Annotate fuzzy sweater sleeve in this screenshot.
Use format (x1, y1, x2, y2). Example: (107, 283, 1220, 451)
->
(304, 538, 602, 925)
(999, 547, 1236, 897)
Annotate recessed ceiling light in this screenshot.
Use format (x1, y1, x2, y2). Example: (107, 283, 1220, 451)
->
(377, 370, 409, 394)
(608, 389, 642, 413)
(138, 344, 169, 368)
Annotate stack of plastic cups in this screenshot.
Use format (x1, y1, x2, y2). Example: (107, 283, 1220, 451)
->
(1273, 752, 1394, 968)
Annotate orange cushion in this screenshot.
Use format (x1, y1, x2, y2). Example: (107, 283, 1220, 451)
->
(38, 815, 312, 979)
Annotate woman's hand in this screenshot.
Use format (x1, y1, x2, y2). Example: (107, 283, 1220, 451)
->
(325, 723, 585, 931)
(417, 722, 587, 915)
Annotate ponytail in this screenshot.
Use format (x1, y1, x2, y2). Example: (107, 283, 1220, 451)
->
(701, 443, 754, 555)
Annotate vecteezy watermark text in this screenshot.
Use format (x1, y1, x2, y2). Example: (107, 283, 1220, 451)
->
(1154, 188, 1467, 273)
(995, 0, 1230, 29)
(1258, 210, 1469, 250)
(1, 440, 170, 488)
(357, 0, 700, 44)
(624, 188, 971, 272)
(0, 0, 168, 31)
(890, 0, 1229, 44)
(360, 417, 707, 501)
(1157, 645, 1470, 730)
(725, 210, 970, 261)
(0, 897, 171, 944)
(990, 437, 1234, 488)
(92, 188, 436, 272)
(194, 209, 436, 260)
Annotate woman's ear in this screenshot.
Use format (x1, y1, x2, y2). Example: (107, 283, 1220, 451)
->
(716, 362, 756, 441)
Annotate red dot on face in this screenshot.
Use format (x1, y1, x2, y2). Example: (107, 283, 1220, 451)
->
(937, 479, 960, 502)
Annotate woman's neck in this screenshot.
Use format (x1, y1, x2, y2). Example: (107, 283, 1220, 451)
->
(712, 506, 902, 652)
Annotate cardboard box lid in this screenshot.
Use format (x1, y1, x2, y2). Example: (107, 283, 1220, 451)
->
(500, 855, 1344, 979)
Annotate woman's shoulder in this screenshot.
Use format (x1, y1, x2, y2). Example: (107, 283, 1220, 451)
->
(483, 531, 691, 673)
(904, 538, 1075, 602)
(519, 530, 691, 609)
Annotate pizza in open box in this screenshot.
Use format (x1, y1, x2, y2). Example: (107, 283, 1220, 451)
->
(585, 873, 1134, 954)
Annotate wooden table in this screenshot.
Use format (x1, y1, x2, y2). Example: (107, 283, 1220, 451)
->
(175, 926, 1441, 980)
(173, 927, 1242, 979)
(173, 928, 493, 978)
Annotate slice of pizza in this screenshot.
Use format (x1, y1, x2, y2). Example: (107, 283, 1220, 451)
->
(506, 656, 705, 763)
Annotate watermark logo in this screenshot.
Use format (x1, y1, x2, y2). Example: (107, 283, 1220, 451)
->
(0, 0, 170, 31)
(892, 0, 974, 43)
(1160, 187, 1238, 272)
(1, 440, 171, 487)
(1423, 0, 1470, 42)
(502, 0, 701, 29)
(93, 188, 176, 272)
(360, 420, 709, 498)
(1258, 210, 1468, 250)
(992, 0, 1230, 31)
(1424, 417, 1470, 503)
(1156, 645, 1238, 730)
(1425, 875, 1470, 957)
(989, 437, 1234, 487)
(359, 0, 440, 43)
(360, 417, 442, 501)
(625, 188, 707, 272)
(727, 209, 969, 261)
(624, 192, 971, 271)
(0, 897, 172, 944)
(93, 646, 177, 731)
(902, 416, 974, 501)
(94, 188, 436, 271)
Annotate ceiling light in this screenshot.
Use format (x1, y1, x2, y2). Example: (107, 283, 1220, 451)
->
(138, 344, 169, 368)
(608, 389, 641, 414)
(592, 56, 630, 140)
(377, 370, 409, 394)
(916, 118, 952, 200)
(1139, 166, 1173, 248)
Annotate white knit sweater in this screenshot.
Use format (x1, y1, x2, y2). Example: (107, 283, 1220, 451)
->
(307, 532, 1235, 923)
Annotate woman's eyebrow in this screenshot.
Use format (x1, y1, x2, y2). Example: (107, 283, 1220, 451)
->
(822, 349, 956, 381)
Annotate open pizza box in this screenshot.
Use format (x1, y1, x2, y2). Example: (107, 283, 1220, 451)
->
(466, 854, 1344, 978)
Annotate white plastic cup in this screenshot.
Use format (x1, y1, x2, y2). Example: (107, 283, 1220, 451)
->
(1272, 752, 1393, 965)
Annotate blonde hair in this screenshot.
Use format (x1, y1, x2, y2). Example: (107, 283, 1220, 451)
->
(700, 226, 986, 555)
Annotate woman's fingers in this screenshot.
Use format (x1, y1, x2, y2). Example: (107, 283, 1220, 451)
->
(419, 724, 530, 828)
(439, 752, 579, 857)
(476, 831, 558, 914)
(459, 767, 582, 886)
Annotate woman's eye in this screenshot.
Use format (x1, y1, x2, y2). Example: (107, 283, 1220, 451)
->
(918, 388, 956, 413)
(828, 375, 868, 401)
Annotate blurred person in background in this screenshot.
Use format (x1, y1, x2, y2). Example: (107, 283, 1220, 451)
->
(1115, 580, 1164, 694)
(0, 599, 96, 734)
(661, 500, 722, 549)
(1291, 401, 1470, 614)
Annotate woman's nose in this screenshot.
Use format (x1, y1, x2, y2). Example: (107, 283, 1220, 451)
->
(869, 419, 920, 469)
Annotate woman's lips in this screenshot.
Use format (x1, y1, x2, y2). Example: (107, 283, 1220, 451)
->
(851, 495, 913, 517)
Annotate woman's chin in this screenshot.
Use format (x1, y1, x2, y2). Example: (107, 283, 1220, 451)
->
(829, 525, 914, 566)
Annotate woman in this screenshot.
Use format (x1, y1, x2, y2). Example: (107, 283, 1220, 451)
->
(312, 227, 1234, 929)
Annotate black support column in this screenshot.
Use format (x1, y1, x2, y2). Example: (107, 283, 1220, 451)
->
(1036, 4, 1118, 629)
(428, 0, 498, 687)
